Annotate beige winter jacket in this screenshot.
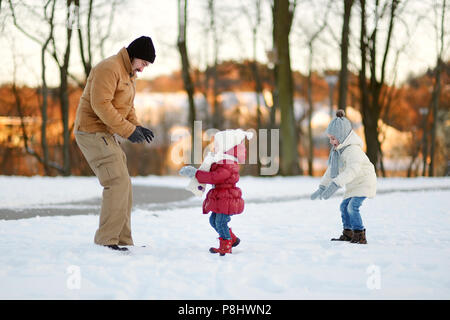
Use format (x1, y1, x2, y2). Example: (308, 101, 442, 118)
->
(74, 47, 141, 138)
(320, 130, 377, 199)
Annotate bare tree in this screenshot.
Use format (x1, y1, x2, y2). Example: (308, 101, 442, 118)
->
(11, 44, 63, 174)
(242, 0, 266, 132)
(358, 0, 400, 174)
(272, 0, 300, 175)
(75, 0, 120, 82)
(75, 0, 93, 78)
(7, 0, 65, 175)
(338, 0, 355, 111)
(7, 0, 121, 176)
(40, 0, 57, 174)
(48, 0, 75, 176)
(207, 0, 222, 130)
(177, 0, 197, 163)
(296, 0, 331, 176)
(241, 0, 270, 173)
(428, 0, 447, 176)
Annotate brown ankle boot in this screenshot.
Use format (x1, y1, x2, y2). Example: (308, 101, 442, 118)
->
(331, 229, 353, 241)
(350, 229, 367, 244)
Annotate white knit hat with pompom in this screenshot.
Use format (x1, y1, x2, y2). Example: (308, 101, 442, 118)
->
(214, 129, 254, 154)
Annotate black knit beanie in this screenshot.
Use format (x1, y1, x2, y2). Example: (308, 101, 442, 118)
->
(126, 36, 156, 63)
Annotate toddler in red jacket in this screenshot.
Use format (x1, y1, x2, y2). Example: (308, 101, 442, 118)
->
(179, 129, 253, 256)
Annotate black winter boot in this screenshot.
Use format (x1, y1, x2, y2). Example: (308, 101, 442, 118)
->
(350, 229, 367, 244)
(105, 244, 129, 251)
(331, 229, 353, 241)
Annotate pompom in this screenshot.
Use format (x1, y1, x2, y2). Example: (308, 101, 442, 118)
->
(336, 109, 346, 118)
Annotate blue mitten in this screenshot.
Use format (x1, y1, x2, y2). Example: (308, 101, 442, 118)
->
(320, 182, 340, 200)
(179, 166, 197, 178)
(310, 185, 326, 200)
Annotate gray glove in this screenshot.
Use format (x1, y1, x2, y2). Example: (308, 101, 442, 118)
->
(310, 185, 326, 200)
(179, 166, 197, 178)
(320, 182, 340, 200)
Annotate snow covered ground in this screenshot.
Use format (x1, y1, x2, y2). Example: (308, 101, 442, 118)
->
(0, 175, 449, 299)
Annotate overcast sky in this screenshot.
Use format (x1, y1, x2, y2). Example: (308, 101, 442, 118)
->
(0, 0, 447, 88)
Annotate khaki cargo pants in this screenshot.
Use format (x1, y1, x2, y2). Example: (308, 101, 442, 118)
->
(75, 131, 133, 246)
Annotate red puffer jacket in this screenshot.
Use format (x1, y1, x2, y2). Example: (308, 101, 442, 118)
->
(195, 161, 244, 215)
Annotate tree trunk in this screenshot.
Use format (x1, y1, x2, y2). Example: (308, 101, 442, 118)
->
(358, 0, 397, 173)
(40, 42, 50, 175)
(76, 0, 93, 80)
(273, 0, 300, 175)
(59, 67, 71, 176)
(57, 0, 74, 176)
(428, 0, 446, 176)
(177, 0, 197, 164)
(270, 4, 278, 131)
(359, 0, 377, 167)
(39, 0, 57, 175)
(421, 109, 430, 176)
(248, 0, 264, 173)
(428, 58, 442, 177)
(252, 62, 263, 173)
(337, 0, 354, 111)
(208, 0, 222, 130)
(306, 46, 314, 176)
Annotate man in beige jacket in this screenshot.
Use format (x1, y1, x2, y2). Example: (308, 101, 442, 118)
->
(74, 36, 156, 251)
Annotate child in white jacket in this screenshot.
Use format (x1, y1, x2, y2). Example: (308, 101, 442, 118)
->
(311, 110, 377, 244)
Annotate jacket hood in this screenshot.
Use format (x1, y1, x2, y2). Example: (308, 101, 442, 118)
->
(225, 142, 246, 163)
(336, 130, 363, 150)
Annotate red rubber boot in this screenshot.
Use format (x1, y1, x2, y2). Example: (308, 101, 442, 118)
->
(229, 228, 240, 248)
(209, 238, 233, 256)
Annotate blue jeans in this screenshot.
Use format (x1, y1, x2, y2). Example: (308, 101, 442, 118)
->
(209, 212, 231, 240)
(339, 197, 366, 231)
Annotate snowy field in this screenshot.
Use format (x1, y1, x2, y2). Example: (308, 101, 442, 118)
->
(0, 175, 449, 299)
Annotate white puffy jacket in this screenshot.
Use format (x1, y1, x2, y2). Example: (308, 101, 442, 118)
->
(320, 130, 377, 199)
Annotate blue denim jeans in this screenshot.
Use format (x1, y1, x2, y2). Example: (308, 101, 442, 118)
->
(339, 197, 366, 231)
(209, 212, 231, 240)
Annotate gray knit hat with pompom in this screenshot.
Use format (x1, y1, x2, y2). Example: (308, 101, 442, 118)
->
(326, 109, 352, 144)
